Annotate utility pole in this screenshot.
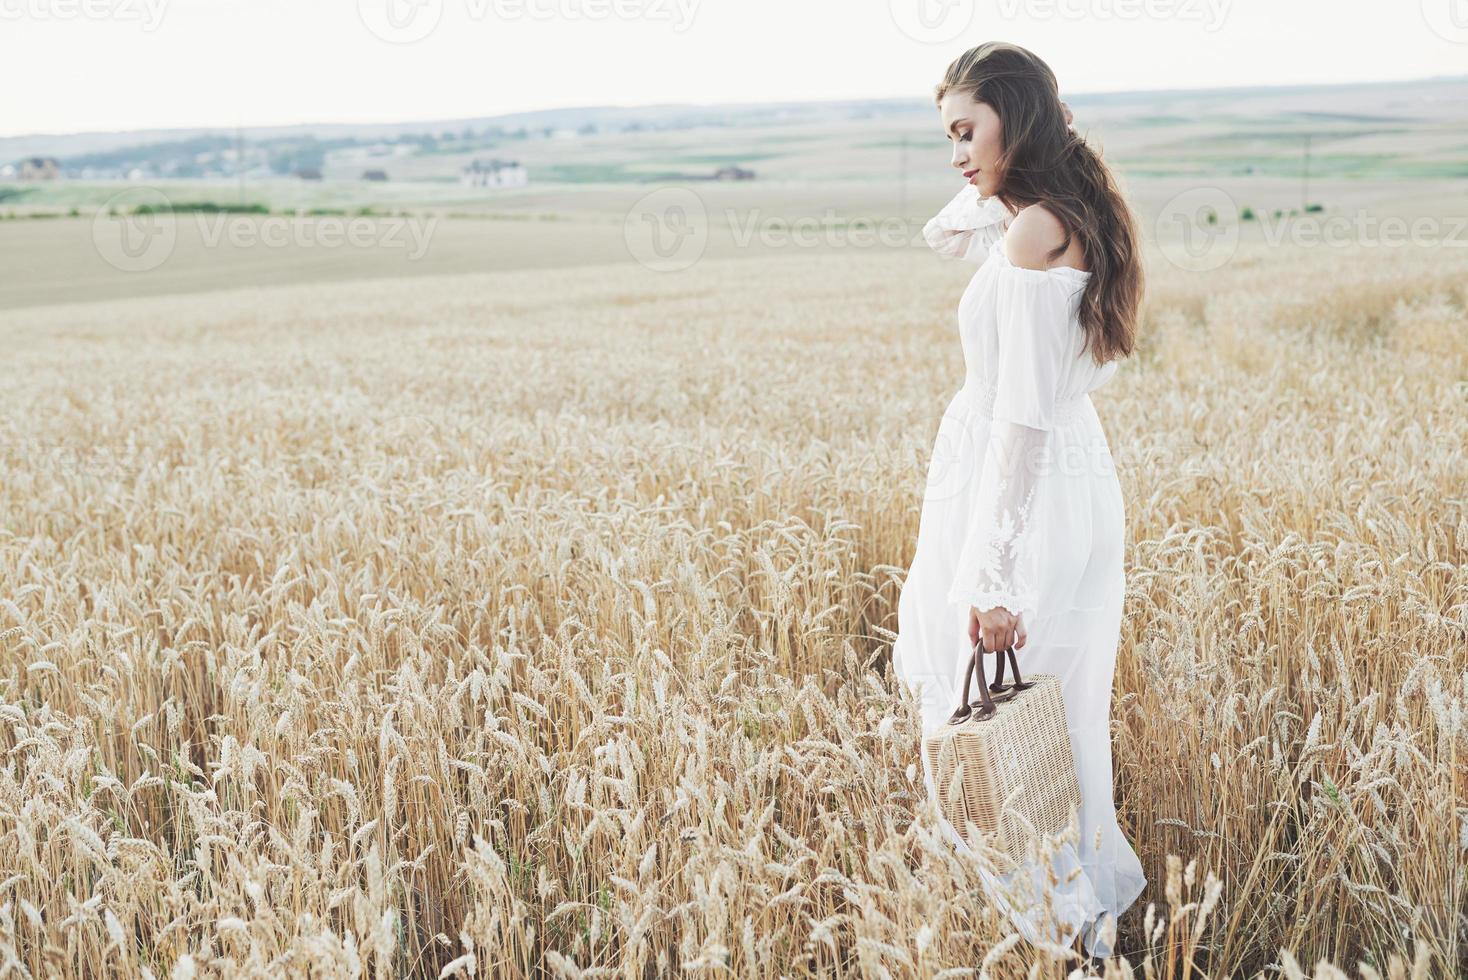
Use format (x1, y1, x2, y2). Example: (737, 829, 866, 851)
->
(237, 124, 245, 207)
(898, 133, 908, 227)
(1301, 134, 1310, 211)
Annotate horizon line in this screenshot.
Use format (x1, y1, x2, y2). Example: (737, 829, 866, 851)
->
(4, 70, 1465, 143)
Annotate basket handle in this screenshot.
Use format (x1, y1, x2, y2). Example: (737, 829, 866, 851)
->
(945, 640, 1032, 724)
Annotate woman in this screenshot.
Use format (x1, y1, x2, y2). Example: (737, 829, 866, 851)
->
(891, 42, 1147, 958)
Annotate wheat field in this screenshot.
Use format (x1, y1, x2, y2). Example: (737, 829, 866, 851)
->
(0, 239, 1464, 978)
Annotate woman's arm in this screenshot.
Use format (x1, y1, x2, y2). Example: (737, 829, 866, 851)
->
(922, 185, 1012, 263)
(946, 216, 1075, 651)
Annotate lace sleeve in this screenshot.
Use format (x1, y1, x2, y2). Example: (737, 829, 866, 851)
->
(945, 265, 1074, 621)
(922, 186, 1013, 263)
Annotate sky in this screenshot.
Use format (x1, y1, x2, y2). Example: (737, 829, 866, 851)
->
(2, 0, 1465, 137)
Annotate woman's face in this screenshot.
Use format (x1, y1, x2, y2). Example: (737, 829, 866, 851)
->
(939, 91, 1003, 197)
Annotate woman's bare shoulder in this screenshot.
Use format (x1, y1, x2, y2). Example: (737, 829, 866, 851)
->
(1003, 204, 1069, 271)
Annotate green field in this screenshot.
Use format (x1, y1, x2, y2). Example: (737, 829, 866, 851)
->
(2, 76, 1465, 311)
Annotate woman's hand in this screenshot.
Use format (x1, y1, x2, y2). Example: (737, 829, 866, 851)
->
(1060, 100, 1074, 128)
(969, 605, 1027, 654)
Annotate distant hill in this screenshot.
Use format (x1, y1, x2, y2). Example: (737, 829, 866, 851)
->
(0, 98, 930, 163)
(5, 74, 1465, 165)
(4, 74, 1466, 190)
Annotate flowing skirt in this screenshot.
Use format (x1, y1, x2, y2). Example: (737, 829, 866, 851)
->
(892, 384, 1147, 957)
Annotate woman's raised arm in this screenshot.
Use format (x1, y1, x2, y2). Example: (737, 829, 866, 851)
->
(922, 185, 1013, 264)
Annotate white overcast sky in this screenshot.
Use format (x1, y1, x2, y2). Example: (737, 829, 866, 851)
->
(3, 0, 1465, 136)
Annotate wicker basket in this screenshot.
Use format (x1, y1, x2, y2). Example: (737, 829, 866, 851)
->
(922, 643, 1082, 868)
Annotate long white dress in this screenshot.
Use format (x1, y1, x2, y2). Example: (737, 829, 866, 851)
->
(892, 185, 1147, 957)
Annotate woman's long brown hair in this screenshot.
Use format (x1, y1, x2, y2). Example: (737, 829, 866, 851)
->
(936, 41, 1141, 365)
